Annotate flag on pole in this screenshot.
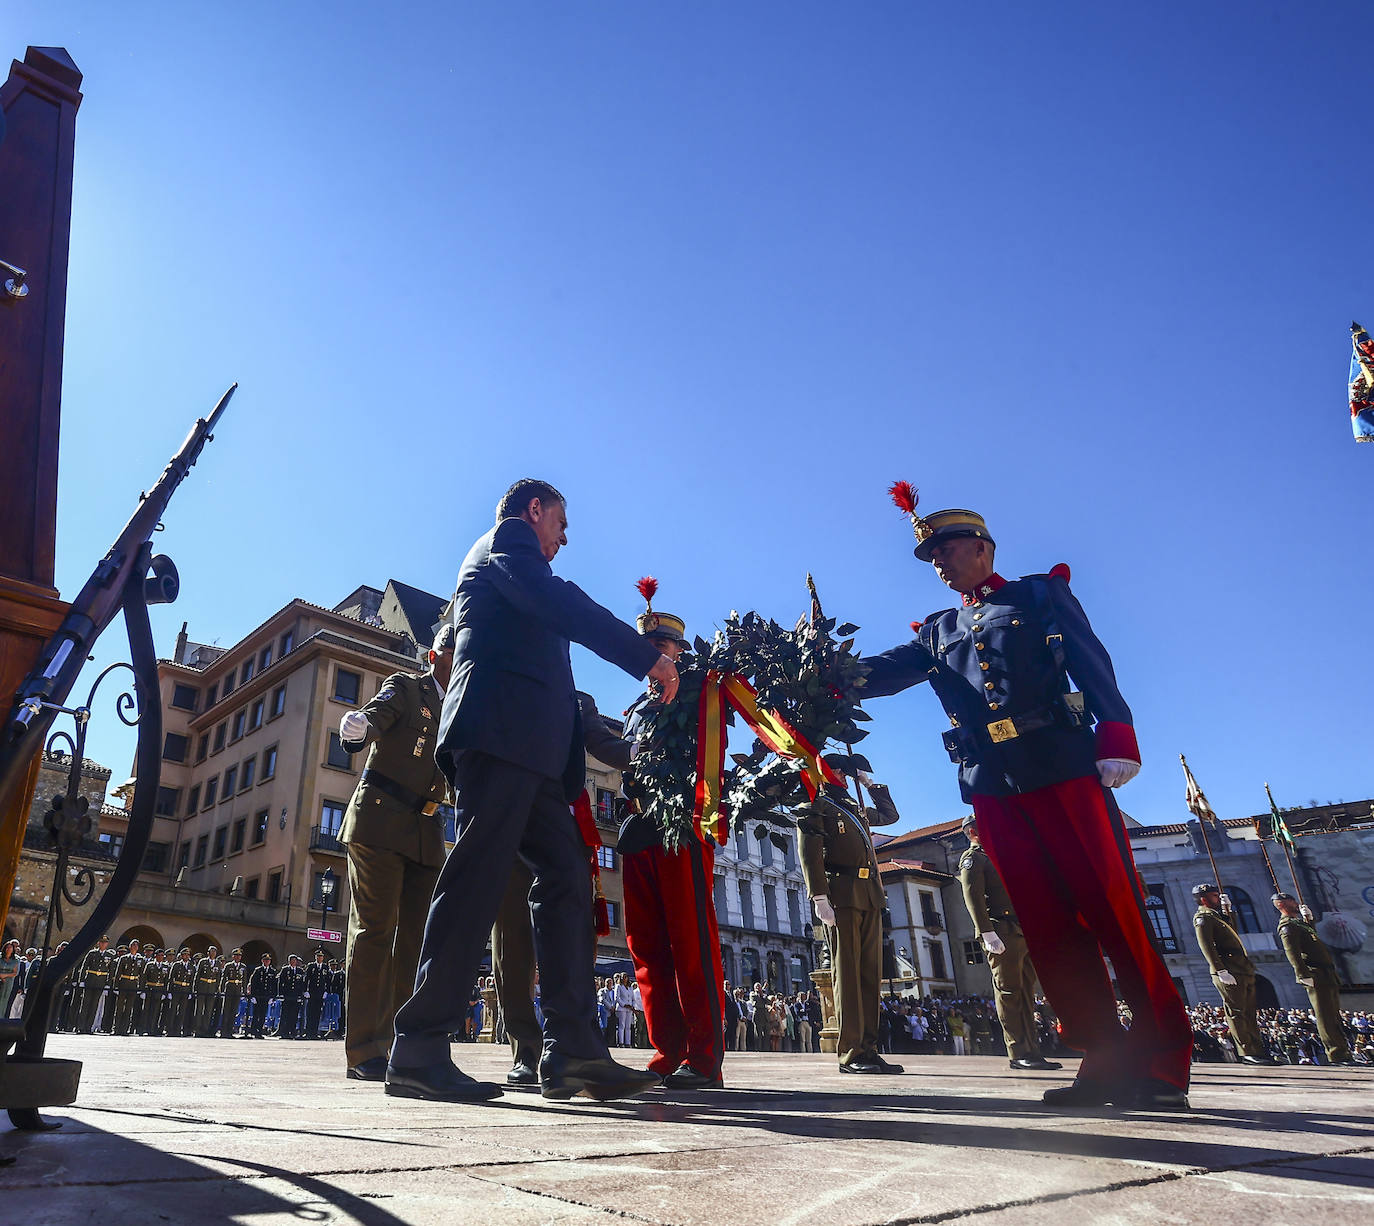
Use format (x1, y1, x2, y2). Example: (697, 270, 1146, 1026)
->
(1179, 755, 1220, 827)
(1265, 782, 1296, 848)
(1349, 321, 1374, 443)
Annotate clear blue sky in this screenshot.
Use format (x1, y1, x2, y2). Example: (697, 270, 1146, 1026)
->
(14, 2, 1371, 830)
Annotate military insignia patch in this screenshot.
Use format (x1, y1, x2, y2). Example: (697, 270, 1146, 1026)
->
(837, 820, 846, 833)
(420, 707, 432, 719)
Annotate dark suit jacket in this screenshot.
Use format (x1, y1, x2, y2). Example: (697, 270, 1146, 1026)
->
(439, 517, 660, 800)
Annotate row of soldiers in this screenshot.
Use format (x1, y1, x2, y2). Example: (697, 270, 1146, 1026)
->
(58, 937, 345, 1040)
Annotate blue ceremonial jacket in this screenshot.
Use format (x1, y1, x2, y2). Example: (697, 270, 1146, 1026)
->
(438, 518, 660, 801)
(860, 571, 1137, 800)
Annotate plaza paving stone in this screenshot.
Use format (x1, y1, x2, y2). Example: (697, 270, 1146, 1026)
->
(1, 1035, 1370, 1224)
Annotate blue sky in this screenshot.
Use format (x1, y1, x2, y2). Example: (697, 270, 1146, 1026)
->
(14, 2, 1371, 830)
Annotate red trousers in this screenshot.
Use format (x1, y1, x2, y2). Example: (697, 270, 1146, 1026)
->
(623, 839, 726, 1079)
(974, 775, 1192, 1090)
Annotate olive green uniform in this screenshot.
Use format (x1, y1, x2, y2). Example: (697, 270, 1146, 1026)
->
(340, 669, 449, 1066)
(76, 946, 115, 1033)
(141, 958, 171, 1035)
(192, 955, 223, 1036)
(1277, 916, 1351, 1063)
(220, 958, 249, 1037)
(167, 957, 195, 1036)
(111, 951, 145, 1035)
(958, 844, 1042, 1060)
(1192, 906, 1265, 1058)
(799, 792, 885, 1067)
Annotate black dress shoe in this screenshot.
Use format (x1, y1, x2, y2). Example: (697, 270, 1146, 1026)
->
(870, 1056, 904, 1074)
(1241, 1054, 1279, 1066)
(346, 1056, 389, 1082)
(384, 1062, 502, 1102)
(1041, 1078, 1120, 1107)
(1122, 1078, 1190, 1112)
(664, 1063, 724, 1089)
(540, 1053, 661, 1101)
(506, 1058, 540, 1089)
(838, 1060, 884, 1074)
(1010, 1057, 1064, 1071)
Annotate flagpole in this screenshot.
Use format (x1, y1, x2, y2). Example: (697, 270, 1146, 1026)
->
(1250, 820, 1281, 892)
(1179, 755, 1223, 891)
(1265, 783, 1307, 909)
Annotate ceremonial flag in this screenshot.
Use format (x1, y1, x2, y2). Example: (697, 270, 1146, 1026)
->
(1349, 321, 1374, 443)
(1265, 782, 1295, 848)
(1179, 755, 1219, 827)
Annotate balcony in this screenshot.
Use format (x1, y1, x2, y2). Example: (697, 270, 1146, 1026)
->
(920, 910, 945, 933)
(309, 825, 344, 854)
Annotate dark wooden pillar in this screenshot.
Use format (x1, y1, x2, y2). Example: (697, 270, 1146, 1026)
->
(0, 47, 81, 939)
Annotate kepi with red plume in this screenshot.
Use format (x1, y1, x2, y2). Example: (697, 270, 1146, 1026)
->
(634, 576, 690, 647)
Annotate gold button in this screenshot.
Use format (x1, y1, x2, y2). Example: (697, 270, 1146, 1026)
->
(976, 641, 986, 650)
(972, 612, 982, 620)
(984, 681, 994, 690)
(980, 662, 989, 671)
(1011, 619, 1020, 626)
(988, 702, 1000, 711)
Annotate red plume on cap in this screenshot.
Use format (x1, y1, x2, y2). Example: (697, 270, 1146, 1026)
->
(887, 481, 919, 516)
(1049, 563, 1071, 583)
(910, 619, 924, 633)
(636, 576, 658, 608)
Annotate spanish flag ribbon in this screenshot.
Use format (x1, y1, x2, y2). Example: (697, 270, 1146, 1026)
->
(693, 670, 843, 845)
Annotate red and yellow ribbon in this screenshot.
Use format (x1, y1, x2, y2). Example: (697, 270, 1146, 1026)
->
(693, 670, 843, 845)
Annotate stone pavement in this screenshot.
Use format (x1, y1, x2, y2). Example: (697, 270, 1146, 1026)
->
(2, 1036, 1372, 1225)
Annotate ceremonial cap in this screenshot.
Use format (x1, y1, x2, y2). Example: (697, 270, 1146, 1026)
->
(1271, 891, 1296, 903)
(960, 813, 976, 831)
(1191, 882, 1219, 898)
(178, 947, 190, 955)
(634, 577, 689, 648)
(98, 934, 109, 942)
(887, 483, 995, 562)
(231, 947, 243, 956)
(207, 945, 219, 952)
(432, 623, 456, 653)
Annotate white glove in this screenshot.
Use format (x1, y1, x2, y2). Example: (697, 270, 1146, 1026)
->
(813, 896, 837, 926)
(1298, 977, 1314, 988)
(1097, 758, 1140, 788)
(339, 710, 369, 743)
(1216, 971, 1237, 986)
(856, 770, 874, 788)
(980, 931, 1005, 956)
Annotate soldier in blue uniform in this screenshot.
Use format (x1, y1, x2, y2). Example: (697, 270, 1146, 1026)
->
(857, 495, 1192, 1110)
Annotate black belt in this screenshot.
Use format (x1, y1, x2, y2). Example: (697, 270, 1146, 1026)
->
(824, 862, 875, 880)
(984, 708, 1058, 744)
(361, 768, 439, 815)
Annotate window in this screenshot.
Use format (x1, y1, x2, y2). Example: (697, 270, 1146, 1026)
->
(326, 732, 354, 769)
(596, 788, 616, 825)
(171, 684, 198, 711)
(252, 808, 269, 846)
(1145, 885, 1179, 953)
(244, 876, 259, 899)
(155, 786, 180, 817)
(262, 744, 278, 781)
(280, 630, 295, 655)
(231, 818, 246, 854)
(250, 698, 264, 731)
(759, 834, 774, 867)
(596, 846, 617, 871)
(241, 757, 256, 790)
(333, 669, 361, 704)
(920, 890, 943, 928)
(222, 668, 236, 697)
(212, 825, 228, 861)
(764, 887, 779, 933)
(241, 657, 255, 684)
(267, 870, 283, 902)
(162, 733, 188, 763)
(194, 834, 208, 867)
(603, 900, 620, 929)
(182, 785, 200, 816)
(177, 841, 190, 871)
(320, 801, 345, 836)
(203, 777, 218, 808)
(930, 942, 948, 980)
(787, 888, 803, 935)
(1226, 887, 1261, 935)
(221, 766, 237, 798)
(142, 841, 169, 873)
(963, 939, 985, 966)
(270, 685, 286, 720)
(259, 645, 272, 671)
(213, 722, 226, 753)
(99, 831, 125, 858)
(196, 733, 209, 763)
(740, 880, 755, 928)
(205, 682, 218, 708)
(231, 710, 246, 741)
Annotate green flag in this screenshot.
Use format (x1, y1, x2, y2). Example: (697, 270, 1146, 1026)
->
(1265, 783, 1295, 848)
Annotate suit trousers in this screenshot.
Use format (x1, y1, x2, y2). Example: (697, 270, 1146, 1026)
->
(344, 840, 441, 1066)
(1214, 972, 1265, 1057)
(77, 984, 106, 1033)
(1304, 975, 1351, 1062)
(825, 902, 882, 1066)
(623, 840, 726, 1078)
(391, 751, 607, 1071)
(974, 776, 1192, 1090)
(492, 858, 543, 1063)
(987, 925, 1042, 1060)
(220, 989, 243, 1036)
(192, 992, 220, 1037)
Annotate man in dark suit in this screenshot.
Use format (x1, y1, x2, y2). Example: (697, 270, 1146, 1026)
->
(387, 478, 678, 1103)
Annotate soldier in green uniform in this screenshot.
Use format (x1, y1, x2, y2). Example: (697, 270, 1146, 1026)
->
(192, 945, 223, 1037)
(76, 936, 114, 1034)
(220, 948, 249, 1038)
(957, 815, 1061, 1071)
(167, 947, 195, 1036)
(1190, 884, 1275, 1065)
(798, 788, 902, 1074)
(111, 940, 144, 1036)
(141, 949, 171, 1035)
(1272, 892, 1354, 1065)
(336, 624, 454, 1081)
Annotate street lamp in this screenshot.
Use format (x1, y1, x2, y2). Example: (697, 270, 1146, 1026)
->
(319, 867, 336, 934)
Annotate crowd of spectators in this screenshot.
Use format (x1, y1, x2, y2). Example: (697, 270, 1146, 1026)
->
(1186, 1003, 1374, 1065)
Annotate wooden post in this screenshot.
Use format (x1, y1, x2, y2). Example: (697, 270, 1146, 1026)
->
(0, 47, 82, 939)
